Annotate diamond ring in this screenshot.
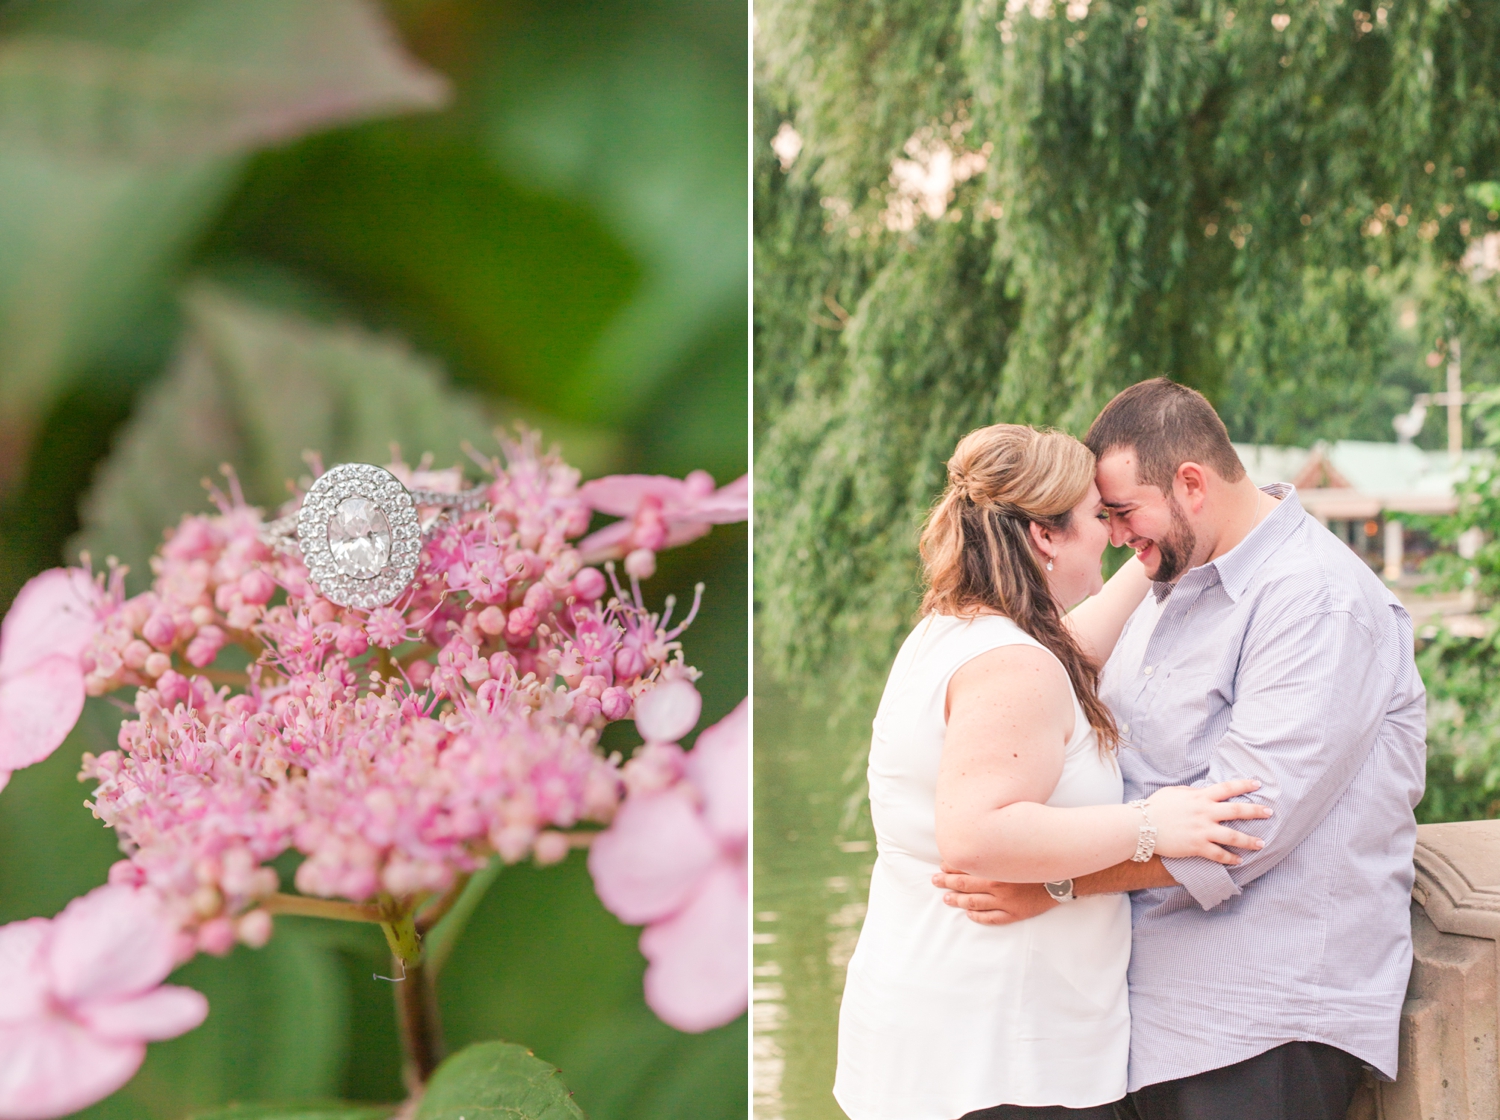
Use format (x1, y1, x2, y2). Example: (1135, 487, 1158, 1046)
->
(260, 463, 488, 608)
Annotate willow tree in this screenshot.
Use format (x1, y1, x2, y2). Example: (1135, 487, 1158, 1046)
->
(756, 0, 1500, 710)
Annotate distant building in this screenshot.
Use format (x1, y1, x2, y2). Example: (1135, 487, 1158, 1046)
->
(1234, 441, 1488, 581)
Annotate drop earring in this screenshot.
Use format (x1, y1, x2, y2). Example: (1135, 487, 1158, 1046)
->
(1046, 558, 1054, 571)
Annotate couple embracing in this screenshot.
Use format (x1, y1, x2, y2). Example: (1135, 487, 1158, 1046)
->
(834, 380, 1427, 1120)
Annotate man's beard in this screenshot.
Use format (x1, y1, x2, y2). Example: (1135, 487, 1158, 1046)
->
(1151, 497, 1197, 584)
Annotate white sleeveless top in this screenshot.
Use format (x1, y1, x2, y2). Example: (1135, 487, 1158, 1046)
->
(834, 614, 1130, 1119)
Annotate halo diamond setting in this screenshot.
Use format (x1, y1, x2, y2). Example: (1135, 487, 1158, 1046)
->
(296, 463, 421, 609)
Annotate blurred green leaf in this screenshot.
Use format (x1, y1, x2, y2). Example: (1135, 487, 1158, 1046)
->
(0, 0, 446, 163)
(1468, 182, 1500, 213)
(0, 0, 450, 489)
(201, 126, 642, 418)
(72, 287, 612, 585)
(417, 1042, 585, 1120)
(482, 16, 745, 423)
(188, 1103, 392, 1120)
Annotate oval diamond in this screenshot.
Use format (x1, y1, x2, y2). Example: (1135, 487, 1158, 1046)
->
(327, 497, 391, 578)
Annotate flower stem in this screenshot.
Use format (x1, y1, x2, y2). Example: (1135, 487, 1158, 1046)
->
(381, 907, 444, 1088)
(261, 893, 383, 923)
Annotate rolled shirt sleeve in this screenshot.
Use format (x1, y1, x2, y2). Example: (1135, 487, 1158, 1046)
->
(1160, 604, 1395, 910)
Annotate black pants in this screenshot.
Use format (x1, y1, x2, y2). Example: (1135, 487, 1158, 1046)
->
(960, 1104, 1119, 1119)
(1122, 1041, 1366, 1120)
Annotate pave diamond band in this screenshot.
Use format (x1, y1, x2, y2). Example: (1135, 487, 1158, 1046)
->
(260, 463, 488, 608)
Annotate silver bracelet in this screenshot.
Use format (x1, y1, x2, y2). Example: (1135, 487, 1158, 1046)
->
(259, 463, 488, 609)
(1128, 798, 1158, 863)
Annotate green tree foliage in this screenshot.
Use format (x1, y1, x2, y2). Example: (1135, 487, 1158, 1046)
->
(755, 0, 1500, 711)
(1417, 393, 1500, 822)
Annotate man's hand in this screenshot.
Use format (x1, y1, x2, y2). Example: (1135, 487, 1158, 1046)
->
(934, 857, 1178, 924)
(930, 868, 1055, 925)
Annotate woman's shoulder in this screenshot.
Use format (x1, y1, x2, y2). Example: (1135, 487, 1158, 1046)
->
(918, 611, 1042, 650)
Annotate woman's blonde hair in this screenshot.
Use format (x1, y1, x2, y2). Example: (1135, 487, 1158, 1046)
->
(920, 424, 1119, 752)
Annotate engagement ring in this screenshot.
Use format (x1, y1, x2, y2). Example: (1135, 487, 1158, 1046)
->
(260, 463, 488, 608)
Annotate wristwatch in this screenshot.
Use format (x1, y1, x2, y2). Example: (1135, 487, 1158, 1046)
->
(1043, 879, 1076, 904)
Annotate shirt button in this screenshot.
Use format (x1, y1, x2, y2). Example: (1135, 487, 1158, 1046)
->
(1144, 666, 1154, 676)
(1121, 723, 1131, 734)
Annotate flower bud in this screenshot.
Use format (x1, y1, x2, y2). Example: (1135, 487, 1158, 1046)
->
(624, 548, 656, 581)
(600, 686, 633, 721)
(335, 625, 368, 659)
(239, 569, 276, 605)
(198, 917, 237, 956)
(614, 647, 647, 681)
(523, 581, 555, 614)
(506, 607, 538, 641)
(570, 567, 607, 602)
(477, 605, 507, 635)
(237, 910, 273, 948)
(142, 612, 177, 649)
(144, 652, 171, 679)
(122, 639, 152, 671)
(185, 625, 225, 668)
(533, 831, 570, 866)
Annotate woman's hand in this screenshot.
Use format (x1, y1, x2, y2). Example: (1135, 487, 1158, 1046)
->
(1145, 779, 1272, 864)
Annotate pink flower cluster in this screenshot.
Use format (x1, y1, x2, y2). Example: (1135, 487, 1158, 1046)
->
(60, 436, 737, 957)
(589, 680, 749, 1032)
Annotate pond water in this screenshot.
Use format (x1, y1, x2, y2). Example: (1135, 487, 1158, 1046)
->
(753, 677, 876, 1120)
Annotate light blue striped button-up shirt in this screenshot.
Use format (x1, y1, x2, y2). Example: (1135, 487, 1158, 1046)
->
(1102, 484, 1427, 1091)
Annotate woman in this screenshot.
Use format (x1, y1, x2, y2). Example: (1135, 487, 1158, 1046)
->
(834, 425, 1270, 1119)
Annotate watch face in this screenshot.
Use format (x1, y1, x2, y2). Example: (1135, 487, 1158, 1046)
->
(1044, 880, 1073, 902)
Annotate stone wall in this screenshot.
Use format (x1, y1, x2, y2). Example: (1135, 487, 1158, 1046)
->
(1349, 821, 1500, 1119)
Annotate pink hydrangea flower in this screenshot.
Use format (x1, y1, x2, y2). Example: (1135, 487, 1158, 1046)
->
(67, 434, 712, 956)
(589, 682, 748, 1033)
(576, 471, 749, 568)
(0, 568, 103, 793)
(0, 884, 207, 1119)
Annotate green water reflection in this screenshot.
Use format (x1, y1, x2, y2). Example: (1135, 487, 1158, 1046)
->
(753, 677, 876, 1120)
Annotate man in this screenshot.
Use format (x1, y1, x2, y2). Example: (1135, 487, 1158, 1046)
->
(933, 379, 1427, 1119)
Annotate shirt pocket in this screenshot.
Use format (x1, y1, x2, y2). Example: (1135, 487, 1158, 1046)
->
(1138, 663, 1220, 778)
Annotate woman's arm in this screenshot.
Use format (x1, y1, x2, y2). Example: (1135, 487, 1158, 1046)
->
(1064, 556, 1151, 668)
(935, 645, 1269, 883)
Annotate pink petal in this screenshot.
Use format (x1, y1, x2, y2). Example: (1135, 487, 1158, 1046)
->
(0, 657, 85, 772)
(575, 520, 635, 564)
(77, 985, 208, 1042)
(578, 475, 689, 517)
(684, 700, 748, 845)
(694, 476, 749, 523)
(0, 570, 99, 679)
(0, 772, 8, 795)
(588, 792, 718, 924)
(660, 521, 715, 550)
(48, 886, 177, 1005)
(0, 1020, 143, 1120)
(639, 862, 749, 1033)
(0, 920, 51, 1024)
(634, 679, 701, 744)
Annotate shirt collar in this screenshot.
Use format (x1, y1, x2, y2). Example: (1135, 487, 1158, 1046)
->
(1152, 482, 1301, 604)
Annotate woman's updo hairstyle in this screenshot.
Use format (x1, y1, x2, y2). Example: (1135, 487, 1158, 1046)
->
(920, 424, 1119, 753)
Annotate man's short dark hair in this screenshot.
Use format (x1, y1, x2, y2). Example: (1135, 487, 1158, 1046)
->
(1084, 378, 1245, 493)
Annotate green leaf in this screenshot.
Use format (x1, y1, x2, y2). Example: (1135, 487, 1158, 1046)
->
(0, 0, 449, 489)
(1467, 182, 1500, 213)
(188, 1103, 393, 1120)
(482, 17, 745, 423)
(0, 0, 447, 164)
(417, 1042, 586, 1120)
(72, 284, 619, 584)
